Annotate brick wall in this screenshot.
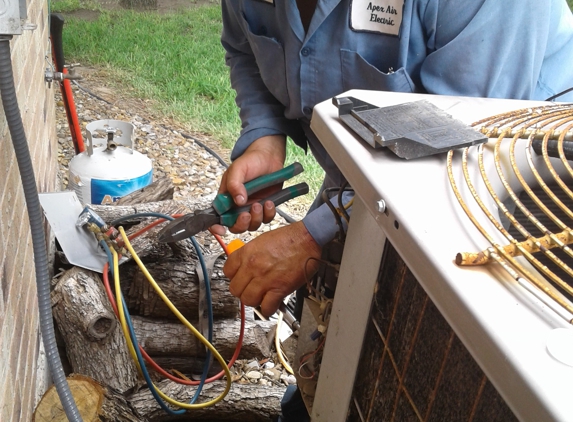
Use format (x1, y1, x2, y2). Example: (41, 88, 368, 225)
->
(0, 0, 58, 419)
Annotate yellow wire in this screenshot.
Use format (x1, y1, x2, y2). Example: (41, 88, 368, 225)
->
(117, 227, 232, 409)
(275, 311, 294, 374)
(112, 247, 143, 373)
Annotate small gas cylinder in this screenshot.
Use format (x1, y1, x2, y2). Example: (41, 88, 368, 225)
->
(68, 120, 153, 204)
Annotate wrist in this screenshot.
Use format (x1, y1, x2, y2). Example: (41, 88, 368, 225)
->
(293, 220, 322, 259)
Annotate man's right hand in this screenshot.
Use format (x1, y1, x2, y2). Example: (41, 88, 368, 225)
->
(212, 134, 287, 235)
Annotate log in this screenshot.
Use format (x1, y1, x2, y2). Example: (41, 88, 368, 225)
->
(129, 379, 285, 422)
(52, 267, 139, 393)
(131, 315, 273, 360)
(117, 217, 214, 263)
(114, 176, 174, 206)
(120, 256, 239, 320)
(90, 197, 215, 225)
(146, 356, 223, 378)
(34, 374, 142, 422)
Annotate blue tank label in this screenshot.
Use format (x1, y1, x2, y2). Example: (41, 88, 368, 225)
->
(91, 170, 153, 204)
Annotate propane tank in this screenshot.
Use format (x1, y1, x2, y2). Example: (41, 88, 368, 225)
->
(68, 120, 153, 204)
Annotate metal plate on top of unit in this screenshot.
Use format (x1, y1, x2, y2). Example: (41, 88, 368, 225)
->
(333, 97, 488, 160)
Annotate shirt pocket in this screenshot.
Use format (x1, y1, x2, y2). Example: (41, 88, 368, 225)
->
(340, 49, 415, 93)
(240, 12, 290, 107)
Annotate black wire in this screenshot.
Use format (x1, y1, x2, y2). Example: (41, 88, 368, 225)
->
(72, 80, 112, 104)
(337, 181, 353, 223)
(72, 81, 299, 224)
(177, 130, 229, 169)
(545, 87, 573, 102)
(322, 187, 345, 239)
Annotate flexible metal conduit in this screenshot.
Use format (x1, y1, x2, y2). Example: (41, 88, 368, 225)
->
(0, 36, 82, 421)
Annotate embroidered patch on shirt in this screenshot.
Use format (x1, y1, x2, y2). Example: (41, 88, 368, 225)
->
(350, 0, 404, 36)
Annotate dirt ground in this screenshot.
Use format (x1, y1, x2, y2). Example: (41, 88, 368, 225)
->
(66, 0, 219, 20)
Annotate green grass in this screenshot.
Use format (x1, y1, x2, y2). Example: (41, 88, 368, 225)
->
(53, 3, 324, 195)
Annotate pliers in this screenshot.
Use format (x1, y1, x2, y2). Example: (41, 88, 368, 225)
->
(157, 163, 308, 242)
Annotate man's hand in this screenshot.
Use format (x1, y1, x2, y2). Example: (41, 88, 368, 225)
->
(224, 221, 322, 317)
(212, 135, 287, 235)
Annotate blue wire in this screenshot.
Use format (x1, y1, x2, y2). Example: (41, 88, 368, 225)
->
(99, 211, 215, 411)
(186, 235, 214, 404)
(100, 240, 114, 276)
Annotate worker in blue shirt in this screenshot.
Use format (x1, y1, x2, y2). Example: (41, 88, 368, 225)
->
(214, 0, 573, 319)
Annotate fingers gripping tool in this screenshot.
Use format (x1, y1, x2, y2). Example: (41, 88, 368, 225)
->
(157, 163, 308, 242)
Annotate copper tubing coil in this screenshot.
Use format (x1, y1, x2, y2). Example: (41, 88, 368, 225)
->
(449, 104, 573, 321)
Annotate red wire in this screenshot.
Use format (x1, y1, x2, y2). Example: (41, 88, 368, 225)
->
(117, 213, 184, 246)
(103, 216, 244, 385)
(209, 229, 231, 256)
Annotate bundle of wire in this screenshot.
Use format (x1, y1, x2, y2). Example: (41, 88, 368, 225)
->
(99, 212, 245, 413)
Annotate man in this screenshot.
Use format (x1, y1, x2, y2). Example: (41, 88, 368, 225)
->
(215, 0, 573, 318)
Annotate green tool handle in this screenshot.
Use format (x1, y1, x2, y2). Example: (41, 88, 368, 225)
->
(212, 162, 304, 215)
(220, 182, 309, 227)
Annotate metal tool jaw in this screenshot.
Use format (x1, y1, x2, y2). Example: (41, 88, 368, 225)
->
(157, 209, 218, 243)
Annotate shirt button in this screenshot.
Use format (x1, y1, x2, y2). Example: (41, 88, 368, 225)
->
(301, 47, 311, 56)
(303, 106, 312, 115)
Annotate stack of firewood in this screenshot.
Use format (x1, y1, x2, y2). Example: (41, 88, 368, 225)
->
(34, 179, 288, 422)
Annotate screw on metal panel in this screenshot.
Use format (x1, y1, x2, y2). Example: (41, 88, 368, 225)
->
(376, 199, 386, 213)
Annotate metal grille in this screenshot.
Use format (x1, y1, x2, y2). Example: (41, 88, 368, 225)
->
(448, 104, 573, 322)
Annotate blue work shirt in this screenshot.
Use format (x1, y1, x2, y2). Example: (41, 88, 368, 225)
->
(221, 0, 573, 246)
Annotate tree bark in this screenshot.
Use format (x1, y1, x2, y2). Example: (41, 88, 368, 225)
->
(52, 267, 139, 393)
(90, 197, 214, 225)
(120, 256, 239, 320)
(146, 356, 224, 379)
(114, 176, 174, 206)
(131, 315, 273, 360)
(34, 375, 143, 422)
(129, 379, 285, 422)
